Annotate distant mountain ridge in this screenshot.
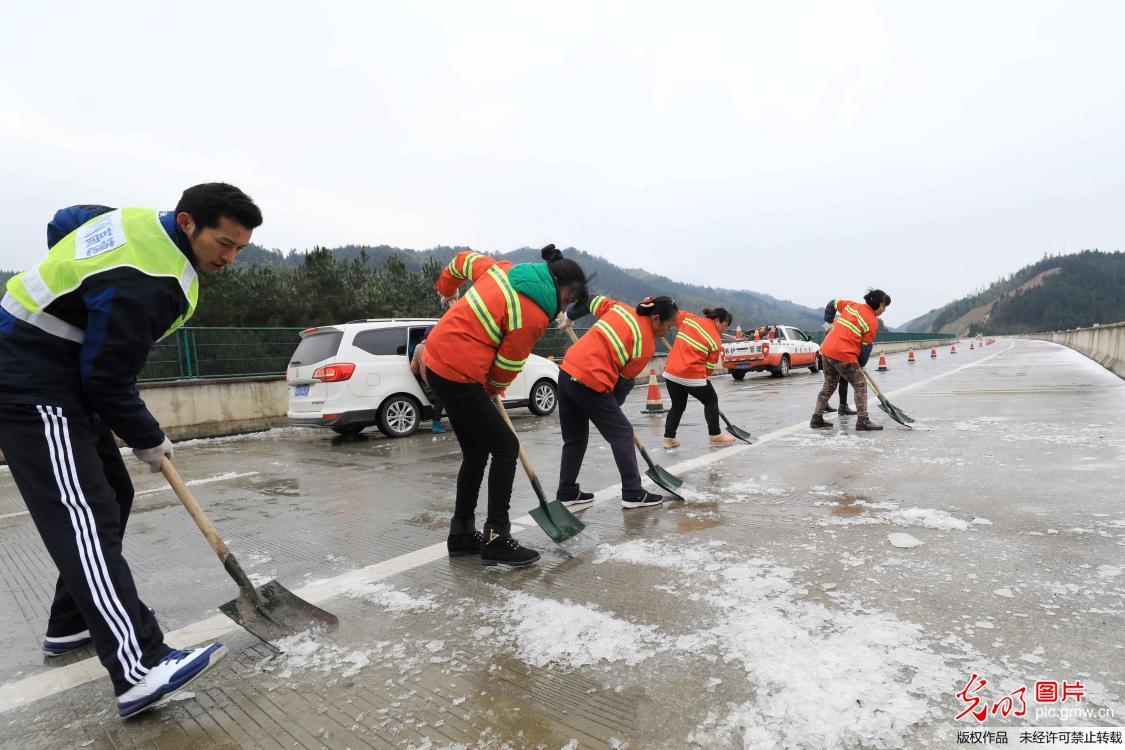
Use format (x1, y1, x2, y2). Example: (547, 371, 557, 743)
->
(237, 243, 827, 331)
(902, 250, 1125, 335)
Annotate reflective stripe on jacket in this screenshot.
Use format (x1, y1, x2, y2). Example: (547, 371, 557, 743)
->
(424, 251, 549, 393)
(664, 311, 722, 380)
(819, 299, 879, 364)
(560, 295, 655, 393)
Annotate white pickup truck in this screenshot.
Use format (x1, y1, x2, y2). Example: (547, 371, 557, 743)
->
(721, 324, 822, 380)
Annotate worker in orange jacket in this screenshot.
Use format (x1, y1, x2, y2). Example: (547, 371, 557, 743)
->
(556, 295, 678, 510)
(811, 289, 891, 431)
(662, 307, 734, 449)
(423, 245, 588, 568)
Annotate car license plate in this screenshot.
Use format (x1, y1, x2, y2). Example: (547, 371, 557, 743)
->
(294, 384, 310, 397)
(737, 364, 749, 370)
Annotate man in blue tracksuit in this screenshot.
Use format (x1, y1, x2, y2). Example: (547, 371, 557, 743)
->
(0, 183, 262, 718)
(821, 298, 873, 415)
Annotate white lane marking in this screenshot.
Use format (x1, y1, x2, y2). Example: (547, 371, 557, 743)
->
(0, 471, 260, 520)
(0, 343, 1017, 713)
(135, 471, 260, 497)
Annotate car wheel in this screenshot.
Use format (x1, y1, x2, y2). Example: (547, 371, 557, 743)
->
(332, 425, 365, 436)
(775, 355, 791, 378)
(731, 371, 746, 381)
(528, 379, 558, 416)
(378, 395, 420, 438)
(810, 355, 822, 373)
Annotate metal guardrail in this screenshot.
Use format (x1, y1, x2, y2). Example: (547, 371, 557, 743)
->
(140, 325, 957, 382)
(139, 327, 304, 382)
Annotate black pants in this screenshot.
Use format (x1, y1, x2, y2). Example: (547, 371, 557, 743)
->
(837, 346, 872, 404)
(557, 371, 644, 500)
(663, 380, 720, 437)
(415, 374, 443, 421)
(426, 371, 517, 528)
(0, 402, 169, 696)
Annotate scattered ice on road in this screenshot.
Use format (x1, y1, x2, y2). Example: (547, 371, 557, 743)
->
(887, 532, 924, 548)
(344, 582, 439, 612)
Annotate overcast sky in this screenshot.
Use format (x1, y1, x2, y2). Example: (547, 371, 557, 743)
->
(2, 1, 1122, 325)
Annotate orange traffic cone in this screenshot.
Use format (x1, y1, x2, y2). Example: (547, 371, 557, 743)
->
(876, 351, 888, 371)
(642, 369, 666, 414)
(930, 347, 937, 359)
(735, 324, 744, 340)
(907, 349, 916, 363)
(951, 345, 957, 354)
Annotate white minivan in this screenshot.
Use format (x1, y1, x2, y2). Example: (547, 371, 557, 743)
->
(286, 318, 560, 437)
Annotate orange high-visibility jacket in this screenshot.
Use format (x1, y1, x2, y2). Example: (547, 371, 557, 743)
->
(664, 311, 723, 380)
(819, 299, 879, 364)
(561, 295, 655, 393)
(423, 251, 549, 394)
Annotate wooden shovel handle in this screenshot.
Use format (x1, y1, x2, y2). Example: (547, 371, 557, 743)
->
(860, 368, 885, 399)
(161, 457, 232, 562)
(493, 395, 538, 481)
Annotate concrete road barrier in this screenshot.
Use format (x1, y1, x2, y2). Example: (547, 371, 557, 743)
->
(1027, 321, 1125, 380)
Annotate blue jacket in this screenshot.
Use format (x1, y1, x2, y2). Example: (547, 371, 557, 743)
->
(0, 206, 197, 448)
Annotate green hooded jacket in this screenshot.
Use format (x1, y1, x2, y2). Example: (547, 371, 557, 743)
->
(506, 262, 558, 320)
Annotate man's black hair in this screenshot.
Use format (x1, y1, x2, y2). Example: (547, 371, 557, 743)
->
(175, 183, 263, 236)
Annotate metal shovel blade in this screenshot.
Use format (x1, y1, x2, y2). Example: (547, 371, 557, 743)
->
(720, 413, 754, 443)
(645, 466, 684, 498)
(635, 441, 684, 494)
(877, 401, 914, 428)
(527, 467, 585, 547)
(219, 578, 339, 644)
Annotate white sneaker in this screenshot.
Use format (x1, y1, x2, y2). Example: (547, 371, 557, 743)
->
(42, 630, 92, 657)
(117, 643, 226, 718)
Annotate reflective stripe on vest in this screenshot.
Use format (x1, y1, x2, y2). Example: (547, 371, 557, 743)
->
(844, 304, 870, 333)
(0, 293, 85, 343)
(449, 251, 484, 280)
(835, 317, 863, 337)
(593, 304, 643, 367)
(5, 208, 198, 342)
(677, 317, 718, 356)
(683, 317, 718, 350)
(494, 353, 527, 373)
(462, 265, 521, 345)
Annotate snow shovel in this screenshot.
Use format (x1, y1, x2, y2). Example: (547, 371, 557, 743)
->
(719, 412, 753, 443)
(493, 396, 586, 548)
(632, 435, 684, 496)
(861, 369, 915, 427)
(657, 335, 752, 446)
(161, 457, 338, 644)
(567, 326, 684, 497)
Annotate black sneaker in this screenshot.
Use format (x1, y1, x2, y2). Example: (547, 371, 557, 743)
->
(837, 404, 858, 416)
(822, 403, 837, 413)
(447, 518, 484, 557)
(557, 488, 595, 509)
(481, 523, 540, 568)
(621, 491, 663, 509)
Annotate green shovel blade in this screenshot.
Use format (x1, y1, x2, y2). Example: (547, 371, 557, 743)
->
(527, 476, 585, 546)
(877, 401, 913, 428)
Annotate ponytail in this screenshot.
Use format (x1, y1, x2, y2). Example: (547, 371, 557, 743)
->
(636, 295, 678, 322)
(540, 244, 589, 305)
(864, 289, 891, 309)
(701, 307, 732, 326)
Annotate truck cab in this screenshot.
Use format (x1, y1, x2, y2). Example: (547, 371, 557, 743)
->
(721, 324, 822, 380)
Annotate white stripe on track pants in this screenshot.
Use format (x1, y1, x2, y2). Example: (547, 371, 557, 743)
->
(0, 402, 170, 695)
